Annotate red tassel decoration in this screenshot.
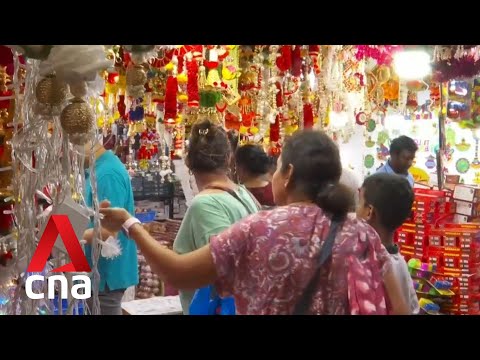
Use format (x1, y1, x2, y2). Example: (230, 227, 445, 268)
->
(117, 95, 126, 118)
(276, 46, 292, 73)
(164, 76, 178, 120)
(276, 81, 283, 107)
(303, 103, 314, 128)
(187, 60, 199, 108)
(309, 45, 321, 75)
(291, 45, 302, 77)
(191, 45, 204, 61)
(177, 55, 184, 75)
(270, 114, 281, 142)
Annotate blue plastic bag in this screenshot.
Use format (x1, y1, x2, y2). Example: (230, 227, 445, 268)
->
(189, 285, 235, 315)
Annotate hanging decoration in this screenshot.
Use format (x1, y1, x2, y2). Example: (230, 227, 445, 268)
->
(9, 44, 480, 313)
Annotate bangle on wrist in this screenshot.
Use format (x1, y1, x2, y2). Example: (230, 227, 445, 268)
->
(122, 217, 141, 237)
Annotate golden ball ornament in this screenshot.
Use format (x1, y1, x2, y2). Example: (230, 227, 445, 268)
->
(35, 74, 68, 106)
(60, 97, 94, 145)
(126, 65, 147, 87)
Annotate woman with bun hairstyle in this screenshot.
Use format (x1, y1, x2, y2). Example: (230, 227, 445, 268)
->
(156, 120, 259, 313)
(97, 129, 409, 315)
(235, 144, 275, 206)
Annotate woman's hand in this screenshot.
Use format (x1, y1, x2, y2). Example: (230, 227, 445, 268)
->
(83, 227, 118, 245)
(98, 200, 132, 233)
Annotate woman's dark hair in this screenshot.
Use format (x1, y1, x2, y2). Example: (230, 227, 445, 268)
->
(268, 155, 278, 173)
(227, 129, 239, 152)
(281, 130, 354, 219)
(186, 119, 231, 173)
(235, 144, 270, 175)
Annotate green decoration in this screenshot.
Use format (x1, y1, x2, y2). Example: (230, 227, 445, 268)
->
(367, 119, 376, 132)
(446, 128, 456, 146)
(364, 154, 375, 169)
(365, 137, 375, 148)
(200, 90, 221, 108)
(456, 158, 470, 174)
(377, 131, 389, 145)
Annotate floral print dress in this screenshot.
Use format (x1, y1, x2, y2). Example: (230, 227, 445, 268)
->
(210, 204, 393, 315)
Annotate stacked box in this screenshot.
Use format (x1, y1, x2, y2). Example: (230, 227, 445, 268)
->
(396, 189, 454, 263)
(424, 225, 480, 314)
(453, 184, 480, 222)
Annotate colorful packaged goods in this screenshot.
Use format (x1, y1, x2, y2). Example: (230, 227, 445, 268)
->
(400, 211, 480, 314)
(408, 258, 457, 314)
(418, 298, 441, 315)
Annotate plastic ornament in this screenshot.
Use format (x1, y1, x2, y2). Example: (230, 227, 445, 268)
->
(107, 72, 119, 84)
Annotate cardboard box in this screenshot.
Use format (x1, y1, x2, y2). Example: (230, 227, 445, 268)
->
(455, 200, 480, 217)
(454, 184, 480, 202)
(446, 175, 460, 185)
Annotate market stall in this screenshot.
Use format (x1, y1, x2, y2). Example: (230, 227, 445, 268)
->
(1, 44, 480, 315)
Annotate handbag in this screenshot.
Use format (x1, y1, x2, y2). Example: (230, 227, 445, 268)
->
(189, 284, 236, 315)
(189, 185, 258, 315)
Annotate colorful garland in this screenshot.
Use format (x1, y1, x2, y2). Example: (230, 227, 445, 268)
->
(355, 45, 402, 66)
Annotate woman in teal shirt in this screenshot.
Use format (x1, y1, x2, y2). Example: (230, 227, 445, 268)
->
(173, 120, 258, 314)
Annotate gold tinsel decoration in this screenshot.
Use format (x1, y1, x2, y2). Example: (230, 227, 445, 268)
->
(0, 66, 10, 93)
(126, 65, 147, 87)
(35, 74, 68, 106)
(60, 97, 94, 145)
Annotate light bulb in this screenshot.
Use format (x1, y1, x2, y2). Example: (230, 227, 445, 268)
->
(393, 50, 431, 80)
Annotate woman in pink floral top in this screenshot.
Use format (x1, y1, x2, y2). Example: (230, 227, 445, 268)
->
(97, 130, 410, 315)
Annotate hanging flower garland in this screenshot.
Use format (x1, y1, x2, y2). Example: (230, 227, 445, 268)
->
(432, 46, 480, 82)
(355, 45, 402, 66)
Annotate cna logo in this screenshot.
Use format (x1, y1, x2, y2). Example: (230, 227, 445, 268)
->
(26, 215, 91, 300)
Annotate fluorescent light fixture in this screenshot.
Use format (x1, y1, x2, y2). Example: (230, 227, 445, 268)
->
(393, 50, 431, 80)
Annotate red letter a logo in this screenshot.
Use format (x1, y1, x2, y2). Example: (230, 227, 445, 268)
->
(27, 215, 91, 273)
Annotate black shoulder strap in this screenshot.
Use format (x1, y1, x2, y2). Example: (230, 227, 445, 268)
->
(293, 219, 342, 315)
(205, 185, 257, 214)
(241, 187, 262, 211)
